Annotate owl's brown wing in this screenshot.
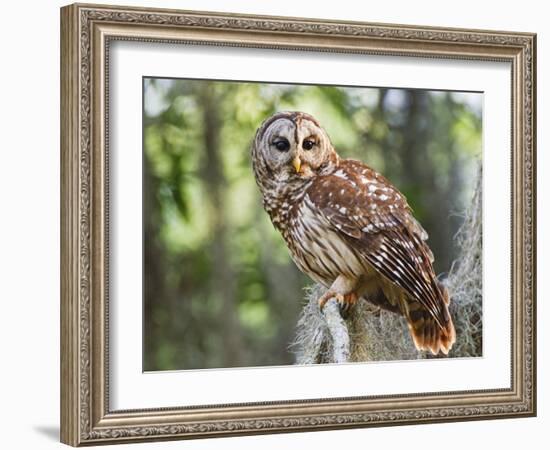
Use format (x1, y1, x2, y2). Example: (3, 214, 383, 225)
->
(307, 159, 455, 354)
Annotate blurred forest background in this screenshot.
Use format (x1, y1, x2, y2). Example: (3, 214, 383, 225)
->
(143, 77, 482, 371)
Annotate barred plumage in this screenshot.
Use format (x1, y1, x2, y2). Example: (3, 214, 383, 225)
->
(251, 111, 456, 355)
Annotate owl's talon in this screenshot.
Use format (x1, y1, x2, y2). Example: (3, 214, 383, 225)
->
(318, 291, 357, 319)
(339, 299, 349, 313)
(338, 292, 358, 318)
(318, 291, 343, 311)
(339, 303, 349, 319)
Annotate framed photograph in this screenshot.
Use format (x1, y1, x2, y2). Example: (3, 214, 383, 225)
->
(60, 3, 536, 446)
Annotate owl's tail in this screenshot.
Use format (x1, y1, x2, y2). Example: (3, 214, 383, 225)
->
(406, 282, 456, 356)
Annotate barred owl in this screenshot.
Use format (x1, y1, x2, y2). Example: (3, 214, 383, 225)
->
(251, 111, 456, 355)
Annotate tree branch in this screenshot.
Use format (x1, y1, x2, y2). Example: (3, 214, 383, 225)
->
(322, 299, 350, 363)
(293, 288, 353, 364)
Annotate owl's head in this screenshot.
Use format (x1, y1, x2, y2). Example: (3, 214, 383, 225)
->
(251, 111, 338, 188)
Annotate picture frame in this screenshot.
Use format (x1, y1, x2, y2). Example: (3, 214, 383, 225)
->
(60, 2, 536, 446)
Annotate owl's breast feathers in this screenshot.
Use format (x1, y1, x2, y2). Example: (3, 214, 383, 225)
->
(283, 159, 455, 355)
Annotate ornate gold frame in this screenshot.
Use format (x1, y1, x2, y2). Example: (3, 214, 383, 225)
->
(60, 3, 536, 446)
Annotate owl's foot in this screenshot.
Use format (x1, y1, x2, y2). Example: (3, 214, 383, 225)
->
(318, 291, 358, 318)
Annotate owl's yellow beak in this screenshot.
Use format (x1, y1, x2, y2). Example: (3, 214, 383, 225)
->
(292, 156, 302, 173)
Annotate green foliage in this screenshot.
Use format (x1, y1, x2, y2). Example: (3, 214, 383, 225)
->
(143, 78, 482, 371)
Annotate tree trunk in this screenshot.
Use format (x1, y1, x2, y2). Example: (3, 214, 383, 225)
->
(198, 84, 244, 367)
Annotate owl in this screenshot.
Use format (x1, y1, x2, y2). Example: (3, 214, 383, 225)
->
(251, 111, 456, 355)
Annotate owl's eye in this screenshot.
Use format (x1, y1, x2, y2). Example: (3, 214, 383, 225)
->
(302, 139, 315, 150)
(273, 139, 290, 152)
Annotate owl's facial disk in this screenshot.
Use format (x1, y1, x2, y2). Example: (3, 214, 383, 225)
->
(260, 114, 333, 180)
